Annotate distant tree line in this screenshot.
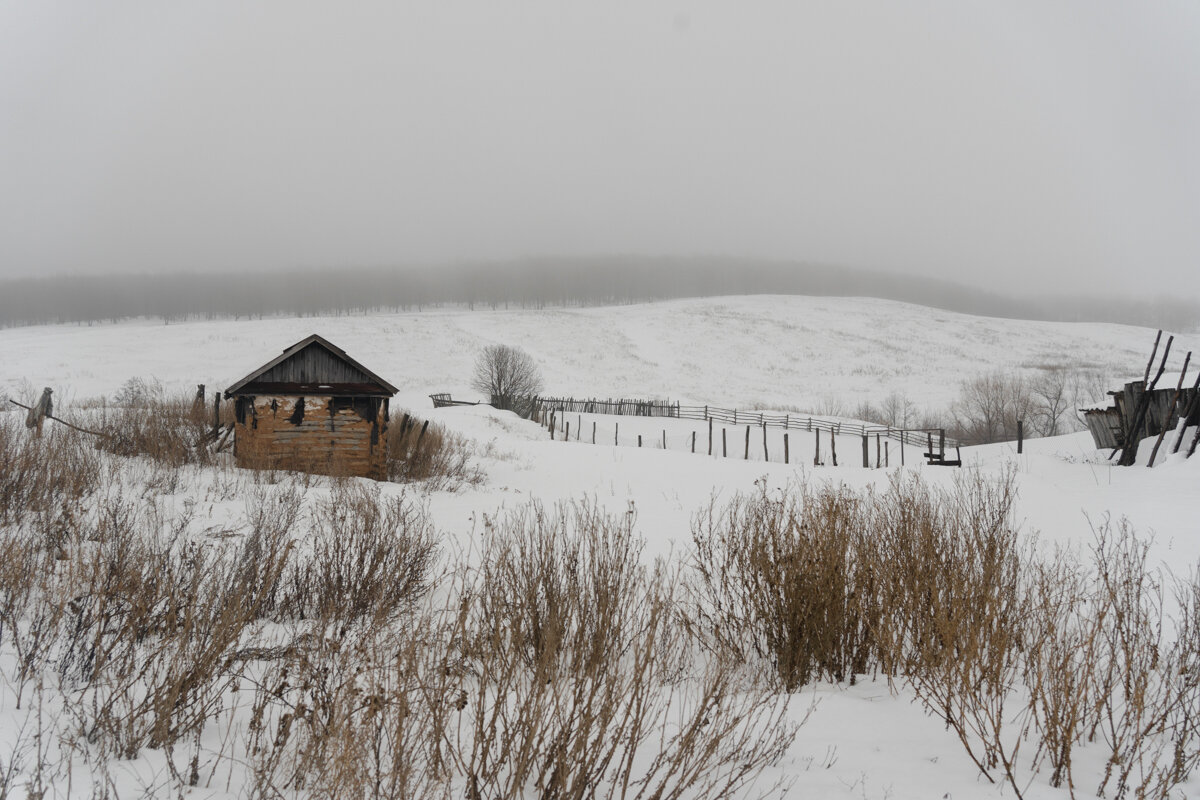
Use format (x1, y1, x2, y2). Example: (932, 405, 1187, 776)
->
(0, 257, 1194, 330)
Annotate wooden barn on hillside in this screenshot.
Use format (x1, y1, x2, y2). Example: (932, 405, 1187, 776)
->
(225, 335, 398, 480)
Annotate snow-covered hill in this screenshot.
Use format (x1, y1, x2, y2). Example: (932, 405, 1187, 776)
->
(0, 295, 1176, 413)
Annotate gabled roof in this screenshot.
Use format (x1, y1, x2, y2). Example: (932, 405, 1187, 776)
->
(225, 334, 398, 397)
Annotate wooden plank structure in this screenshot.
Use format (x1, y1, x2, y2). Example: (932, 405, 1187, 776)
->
(225, 335, 397, 480)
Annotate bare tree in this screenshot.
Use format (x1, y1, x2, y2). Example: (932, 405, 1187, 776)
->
(1030, 368, 1071, 437)
(472, 344, 544, 415)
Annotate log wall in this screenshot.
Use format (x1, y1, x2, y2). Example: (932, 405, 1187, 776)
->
(233, 394, 389, 480)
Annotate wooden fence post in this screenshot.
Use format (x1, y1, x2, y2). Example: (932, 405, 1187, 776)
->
(814, 429, 821, 465)
(577, 415, 582, 440)
(744, 425, 750, 460)
(565, 421, 570, 442)
(1017, 419, 1024, 454)
(885, 441, 889, 468)
(784, 433, 789, 464)
(592, 421, 597, 444)
(876, 434, 881, 468)
(212, 393, 220, 436)
(762, 423, 768, 462)
(722, 428, 727, 458)
(615, 423, 619, 446)
(708, 419, 713, 456)
(638, 434, 642, 448)
(862, 435, 869, 468)
(901, 434, 905, 466)
(691, 431, 696, 453)
(662, 430, 667, 449)
(830, 431, 837, 466)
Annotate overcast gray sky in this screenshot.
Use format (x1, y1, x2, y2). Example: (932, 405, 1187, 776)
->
(1, 1, 1198, 298)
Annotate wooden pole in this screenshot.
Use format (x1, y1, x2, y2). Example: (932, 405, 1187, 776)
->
(1172, 370, 1200, 454)
(1149, 350, 1191, 466)
(550, 412, 556, 439)
(875, 433, 881, 468)
(815, 429, 821, 466)
(691, 431, 696, 453)
(901, 434, 905, 466)
(784, 433, 789, 464)
(615, 423, 619, 446)
(862, 434, 869, 468)
(1017, 419, 1024, 454)
(831, 430, 837, 466)
(722, 428, 727, 458)
(708, 419, 713, 456)
(885, 441, 889, 468)
(577, 415, 581, 440)
(592, 421, 597, 444)
(744, 425, 750, 460)
(638, 434, 642, 447)
(1120, 334, 1174, 466)
(662, 430, 667, 449)
(212, 393, 220, 436)
(762, 423, 768, 462)
(565, 421, 570, 442)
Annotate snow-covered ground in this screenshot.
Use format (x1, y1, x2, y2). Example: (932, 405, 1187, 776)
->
(1, 295, 1198, 799)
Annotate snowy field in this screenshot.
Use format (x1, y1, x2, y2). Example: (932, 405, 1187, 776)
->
(1, 295, 1199, 800)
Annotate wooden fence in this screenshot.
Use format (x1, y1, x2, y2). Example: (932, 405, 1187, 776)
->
(532, 395, 957, 454)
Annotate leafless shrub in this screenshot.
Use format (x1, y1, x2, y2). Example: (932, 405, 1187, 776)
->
(54, 489, 291, 759)
(245, 619, 451, 799)
(386, 414, 483, 489)
(688, 483, 876, 690)
(452, 499, 797, 799)
(282, 483, 437, 625)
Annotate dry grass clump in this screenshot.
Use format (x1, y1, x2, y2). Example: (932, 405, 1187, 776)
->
(386, 412, 482, 489)
(94, 386, 225, 468)
(0, 415, 101, 525)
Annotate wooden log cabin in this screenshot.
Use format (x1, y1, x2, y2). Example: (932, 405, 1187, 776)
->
(224, 335, 398, 480)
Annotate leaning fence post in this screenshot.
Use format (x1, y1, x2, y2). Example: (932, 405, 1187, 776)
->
(212, 393, 221, 436)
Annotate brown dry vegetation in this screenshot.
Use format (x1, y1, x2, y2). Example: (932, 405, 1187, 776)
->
(687, 470, 1200, 800)
(386, 411, 484, 489)
(1, 399, 1199, 800)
